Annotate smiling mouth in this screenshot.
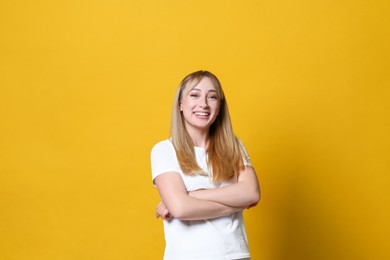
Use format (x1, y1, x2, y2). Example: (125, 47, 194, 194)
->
(194, 112, 210, 116)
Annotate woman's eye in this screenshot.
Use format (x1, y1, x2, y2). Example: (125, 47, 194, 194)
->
(190, 93, 199, 97)
(209, 96, 218, 100)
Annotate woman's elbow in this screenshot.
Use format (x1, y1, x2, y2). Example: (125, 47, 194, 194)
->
(250, 187, 261, 205)
(166, 201, 191, 220)
(169, 208, 185, 220)
(255, 190, 261, 204)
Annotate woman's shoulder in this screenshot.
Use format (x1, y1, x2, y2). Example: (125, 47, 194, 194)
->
(235, 136, 248, 148)
(151, 138, 174, 153)
(235, 137, 252, 166)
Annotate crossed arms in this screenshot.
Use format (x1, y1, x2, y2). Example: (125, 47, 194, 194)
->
(154, 166, 260, 221)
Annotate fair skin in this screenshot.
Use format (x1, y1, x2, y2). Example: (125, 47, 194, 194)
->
(154, 77, 260, 220)
(180, 77, 220, 147)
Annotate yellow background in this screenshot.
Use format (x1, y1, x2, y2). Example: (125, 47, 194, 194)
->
(1, 0, 389, 259)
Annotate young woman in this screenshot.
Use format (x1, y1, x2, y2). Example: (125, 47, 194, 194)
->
(151, 70, 260, 260)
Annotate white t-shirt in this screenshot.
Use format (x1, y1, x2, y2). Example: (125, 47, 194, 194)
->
(151, 139, 252, 260)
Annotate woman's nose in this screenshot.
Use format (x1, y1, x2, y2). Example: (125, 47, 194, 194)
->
(199, 97, 208, 108)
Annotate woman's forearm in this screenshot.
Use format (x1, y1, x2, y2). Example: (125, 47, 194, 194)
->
(155, 172, 245, 221)
(168, 195, 244, 220)
(189, 166, 260, 207)
(189, 184, 259, 207)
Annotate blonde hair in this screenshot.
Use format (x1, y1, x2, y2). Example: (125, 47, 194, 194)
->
(171, 70, 245, 183)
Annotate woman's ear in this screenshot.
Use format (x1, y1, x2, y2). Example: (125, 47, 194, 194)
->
(179, 103, 183, 111)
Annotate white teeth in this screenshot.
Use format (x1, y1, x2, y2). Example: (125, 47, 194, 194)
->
(194, 112, 209, 116)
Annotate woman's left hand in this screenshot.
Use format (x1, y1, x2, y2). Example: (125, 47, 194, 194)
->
(156, 201, 172, 221)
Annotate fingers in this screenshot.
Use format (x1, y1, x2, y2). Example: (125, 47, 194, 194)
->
(246, 202, 258, 209)
(156, 201, 172, 220)
(156, 202, 164, 218)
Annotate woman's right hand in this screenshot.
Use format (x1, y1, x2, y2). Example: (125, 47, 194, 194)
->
(156, 201, 172, 221)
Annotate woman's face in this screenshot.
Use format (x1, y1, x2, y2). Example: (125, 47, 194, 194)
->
(180, 77, 221, 135)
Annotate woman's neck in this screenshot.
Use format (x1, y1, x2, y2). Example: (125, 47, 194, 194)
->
(187, 128, 210, 148)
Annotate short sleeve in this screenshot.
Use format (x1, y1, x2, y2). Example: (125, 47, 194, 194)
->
(150, 140, 181, 184)
(239, 139, 252, 167)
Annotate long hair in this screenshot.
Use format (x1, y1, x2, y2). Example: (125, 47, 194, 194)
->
(171, 70, 245, 183)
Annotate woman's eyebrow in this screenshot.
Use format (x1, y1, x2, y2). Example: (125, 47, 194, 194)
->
(191, 88, 217, 93)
